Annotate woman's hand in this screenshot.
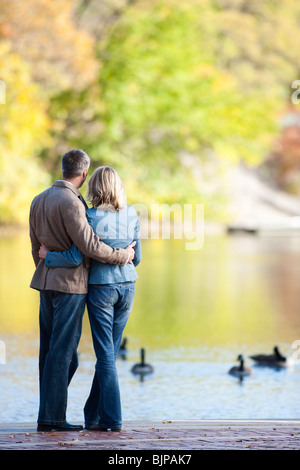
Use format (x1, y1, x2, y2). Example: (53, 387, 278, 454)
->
(39, 243, 49, 259)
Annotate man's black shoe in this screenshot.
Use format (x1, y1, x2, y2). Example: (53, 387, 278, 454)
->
(37, 422, 83, 432)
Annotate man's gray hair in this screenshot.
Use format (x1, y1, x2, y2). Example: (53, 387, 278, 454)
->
(62, 149, 90, 178)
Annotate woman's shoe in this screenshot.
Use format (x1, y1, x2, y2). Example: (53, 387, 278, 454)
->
(85, 425, 107, 431)
(85, 424, 121, 432)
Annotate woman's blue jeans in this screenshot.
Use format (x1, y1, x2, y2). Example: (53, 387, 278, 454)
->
(84, 282, 135, 430)
(38, 290, 86, 425)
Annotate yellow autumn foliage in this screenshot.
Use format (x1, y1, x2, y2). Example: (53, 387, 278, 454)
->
(0, 0, 98, 92)
(0, 42, 51, 224)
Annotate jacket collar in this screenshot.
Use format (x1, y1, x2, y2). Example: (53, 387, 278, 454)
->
(53, 180, 81, 197)
(53, 180, 89, 209)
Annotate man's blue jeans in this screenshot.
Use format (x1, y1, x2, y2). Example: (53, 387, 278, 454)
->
(38, 290, 86, 425)
(84, 282, 135, 430)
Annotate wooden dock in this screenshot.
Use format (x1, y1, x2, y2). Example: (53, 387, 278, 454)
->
(0, 419, 299, 451)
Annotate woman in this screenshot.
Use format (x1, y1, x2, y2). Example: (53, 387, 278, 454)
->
(39, 166, 142, 432)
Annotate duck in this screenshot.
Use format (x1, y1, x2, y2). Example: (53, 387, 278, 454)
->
(228, 354, 252, 378)
(131, 348, 154, 376)
(250, 345, 288, 368)
(117, 337, 128, 360)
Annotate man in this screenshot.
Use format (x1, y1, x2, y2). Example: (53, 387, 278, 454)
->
(29, 149, 135, 432)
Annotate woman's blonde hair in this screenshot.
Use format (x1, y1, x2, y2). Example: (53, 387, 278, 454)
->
(87, 166, 126, 211)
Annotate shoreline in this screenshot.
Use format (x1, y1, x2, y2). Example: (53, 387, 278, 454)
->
(0, 218, 226, 239)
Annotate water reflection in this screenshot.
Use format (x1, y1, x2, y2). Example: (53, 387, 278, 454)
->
(1, 230, 300, 421)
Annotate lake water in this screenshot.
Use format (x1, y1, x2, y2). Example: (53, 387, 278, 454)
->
(1, 230, 300, 423)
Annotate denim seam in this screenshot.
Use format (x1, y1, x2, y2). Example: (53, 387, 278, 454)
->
(62, 295, 85, 423)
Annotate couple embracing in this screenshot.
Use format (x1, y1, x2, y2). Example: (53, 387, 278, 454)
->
(29, 149, 141, 432)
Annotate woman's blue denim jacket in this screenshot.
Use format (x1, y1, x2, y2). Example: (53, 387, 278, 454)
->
(45, 204, 142, 284)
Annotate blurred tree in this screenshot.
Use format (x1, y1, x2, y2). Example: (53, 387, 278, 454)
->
(41, 0, 132, 176)
(75, 0, 129, 40)
(261, 107, 300, 195)
(0, 0, 98, 93)
(0, 0, 100, 220)
(214, 0, 300, 93)
(70, 0, 300, 205)
(78, 0, 281, 209)
(0, 42, 51, 224)
(213, 0, 300, 191)
(1, 0, 300, 225)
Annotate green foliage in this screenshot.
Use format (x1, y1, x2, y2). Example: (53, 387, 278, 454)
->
(82, 0, 282, 210)
(1, 0, 300, 224)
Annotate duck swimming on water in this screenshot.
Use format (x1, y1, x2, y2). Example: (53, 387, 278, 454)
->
(131, 348, 154, 376)
(250, 346, 288, 369)
(228, 354, 252, 378)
